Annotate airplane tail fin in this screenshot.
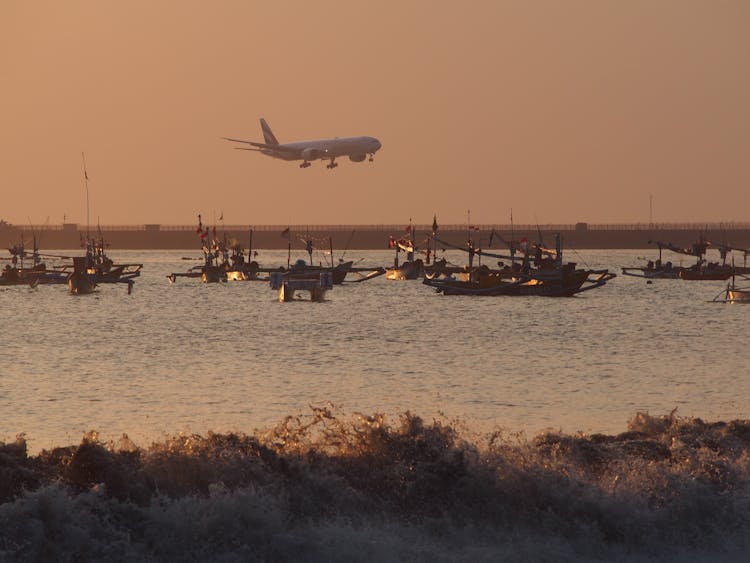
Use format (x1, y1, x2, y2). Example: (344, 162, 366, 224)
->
(260, 118, 279, 146)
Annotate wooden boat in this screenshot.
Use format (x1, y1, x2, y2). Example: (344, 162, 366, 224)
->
(678, 264, 733, 281)
(712, 267, 750, 303)
(81, 235, 142, 284)
(261, 258, 352, 284)
(168, 217, 231, 283)
(713, 282, 750, 303)
(258, 234, 354, 284)
(621, 262, 681, 279)
(270, 270, 333, 302)
(67, 257, 97, 295)
(2, 238, 70, 285)
(425, 232, 616, 296)
(385, 222, 426, 280)
(727, 286, 750, 303)
(624, 237, 733, 281)
(385, 259, 423, 280)
(424, 264, 615, 297)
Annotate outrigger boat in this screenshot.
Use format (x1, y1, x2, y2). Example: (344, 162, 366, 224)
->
(82, 233, 142, 284)
(67, 256, 97, 295)
(712, 269, 750, 304)
(259, 231, 355, 284)
(423, 233, 615, 297)
(710, 256, 750, 303)
(2, 236, 70, 286)
(713, 242, 750, 276)
(267, 233, 340, 301)
(385, 219, 434, 280)
(269, 268, 333, 302)
(621, 253, 680, 279)
(66, 156, 142, 289)
(622, 238, 733, 280)
(66, 239, 137, 294)
(168, 217, 259, 283)
(726, 281, 750, 303)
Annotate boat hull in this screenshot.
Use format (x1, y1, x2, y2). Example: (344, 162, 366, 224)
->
(679, 269, 733, 281)
(68, 272, 97, 295)
(728, 289, 750, 303)
(424, 269, 615, 297)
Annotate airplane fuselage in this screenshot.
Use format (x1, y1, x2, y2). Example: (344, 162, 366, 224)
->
(225, 119, 381, 168)
(263, 136, 381, 161)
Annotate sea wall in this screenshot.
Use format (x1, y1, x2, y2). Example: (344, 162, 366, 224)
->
(2, 223, 750, 250)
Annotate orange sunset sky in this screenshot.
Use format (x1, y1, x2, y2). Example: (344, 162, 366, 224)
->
(1, 1, 748, 226)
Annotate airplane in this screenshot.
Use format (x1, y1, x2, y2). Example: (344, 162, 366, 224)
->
(223, 118, 382, 169)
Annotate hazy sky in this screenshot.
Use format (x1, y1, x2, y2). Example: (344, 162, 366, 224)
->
(2, 1, 748, 226)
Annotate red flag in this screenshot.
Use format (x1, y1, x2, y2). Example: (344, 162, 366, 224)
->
(405, 225, 411, 234)
(281, 227, 290, 238)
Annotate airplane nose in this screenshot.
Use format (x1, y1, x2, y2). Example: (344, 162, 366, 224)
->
(373, 139, 382, 151)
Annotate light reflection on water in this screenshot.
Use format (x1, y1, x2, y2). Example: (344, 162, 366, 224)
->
(1, 249, 747, 452)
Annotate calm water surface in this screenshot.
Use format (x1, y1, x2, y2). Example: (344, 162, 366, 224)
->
(1, 249, 747, 452)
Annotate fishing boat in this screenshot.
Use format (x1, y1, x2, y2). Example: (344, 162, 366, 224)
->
(259, 232, 354, 284)
(711, 262, 750, 303)
(424, 261, 615, 297)
(714, 242, 750, 276)
(270, 270, 333, 302)
(224, 232, 262, 281)
(621, 241, 683, 279)
(726, 283, 750, 303)
(2, 236, 70, 286)
(623, 237, 732, 281)
(424, 233, 616, 296)
(713, 279, 750, 303)
(67, 256, 97, 295)
(385, 221, 426, 280)
(72, 155, 142, 286)
(678, 264, 733, 280)
(83, 234, 143, 284)
(168, 217, 229, 283)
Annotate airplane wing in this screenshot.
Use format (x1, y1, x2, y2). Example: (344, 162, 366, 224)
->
(222, 137, 299, 153)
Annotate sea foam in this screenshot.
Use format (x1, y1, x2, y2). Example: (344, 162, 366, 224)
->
(1, 409, 750, 562)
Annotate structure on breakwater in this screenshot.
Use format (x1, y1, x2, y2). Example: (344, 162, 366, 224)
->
(2, 222, 750, 250)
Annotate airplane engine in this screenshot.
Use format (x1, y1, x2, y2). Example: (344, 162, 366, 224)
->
(348, 154, 367, 162)
(301, 148, 321, 161)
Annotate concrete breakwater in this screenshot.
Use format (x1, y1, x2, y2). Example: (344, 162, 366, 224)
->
(3, 223, 750, 250)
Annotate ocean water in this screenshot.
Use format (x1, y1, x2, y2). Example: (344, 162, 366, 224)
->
(1, 248, 748, 561)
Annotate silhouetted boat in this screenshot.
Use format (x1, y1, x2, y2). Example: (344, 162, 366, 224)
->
(2, 237, 70, 286)
(270, 270, 333, 302)
(424, 233, 615, 296)
(623, 237, 732, 281)
(67, 256, 97, 295)
(385, 221, 426, 280)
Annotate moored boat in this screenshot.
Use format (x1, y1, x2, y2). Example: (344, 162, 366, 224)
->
(424, 232, 615, 296)
(67, 256, 97, 295)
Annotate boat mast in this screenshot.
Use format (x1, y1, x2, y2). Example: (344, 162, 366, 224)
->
(82, 152, 90, 240)
(510, 209, 516, 267)
(466, 210, 474, 270)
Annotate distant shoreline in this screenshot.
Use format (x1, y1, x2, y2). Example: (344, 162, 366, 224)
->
(3, 222, 750, 250)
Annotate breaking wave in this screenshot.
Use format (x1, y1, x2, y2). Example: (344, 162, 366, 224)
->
(2, 408, 750, 562)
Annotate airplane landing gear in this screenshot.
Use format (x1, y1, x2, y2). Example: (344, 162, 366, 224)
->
(326, 159, 338, 169)
(300, 161, 311, 168)
(368, 153, 375, 162)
